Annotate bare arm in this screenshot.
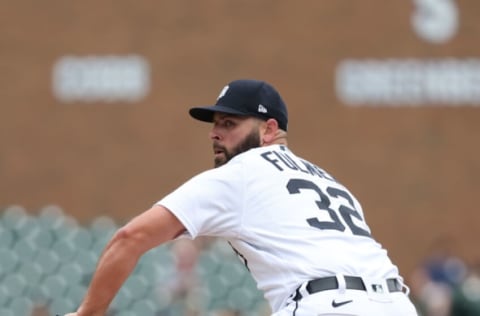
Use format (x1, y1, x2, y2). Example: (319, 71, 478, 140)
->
(65, 205, 185, 316)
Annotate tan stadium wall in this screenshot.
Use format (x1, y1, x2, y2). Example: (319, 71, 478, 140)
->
(1, 0, 480, 277)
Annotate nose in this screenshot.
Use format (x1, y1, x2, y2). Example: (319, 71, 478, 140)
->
(209, 127, 221, 141)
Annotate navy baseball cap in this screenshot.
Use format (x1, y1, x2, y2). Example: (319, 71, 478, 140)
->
(189, 79, 288, 131)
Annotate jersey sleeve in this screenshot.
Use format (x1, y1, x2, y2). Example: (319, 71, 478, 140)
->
(156, 161, 245, 239)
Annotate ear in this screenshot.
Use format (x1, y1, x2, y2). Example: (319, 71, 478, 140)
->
(261, 118, 279, 144)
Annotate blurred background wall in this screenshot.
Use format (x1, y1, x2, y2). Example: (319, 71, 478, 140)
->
(1, 0, 480, 315)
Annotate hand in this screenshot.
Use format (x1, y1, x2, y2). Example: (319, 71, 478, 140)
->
(64, 313, 77, 316)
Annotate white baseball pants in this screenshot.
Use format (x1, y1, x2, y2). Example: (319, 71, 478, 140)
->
(272, 277, 418, 316)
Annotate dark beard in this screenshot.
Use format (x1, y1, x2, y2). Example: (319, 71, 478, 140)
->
(214, 129, 261, 167)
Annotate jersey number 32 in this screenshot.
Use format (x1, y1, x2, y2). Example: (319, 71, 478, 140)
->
(287, 179, 371, 237)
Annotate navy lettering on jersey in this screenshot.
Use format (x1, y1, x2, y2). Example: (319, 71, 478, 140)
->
(261, 149, 337, 183)
(299, 159, 336, 182)
(273, 151, 311, 175)
(260, 151, 284, 171)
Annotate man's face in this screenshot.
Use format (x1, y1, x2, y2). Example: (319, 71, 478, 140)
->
(210, 113, 262, 167)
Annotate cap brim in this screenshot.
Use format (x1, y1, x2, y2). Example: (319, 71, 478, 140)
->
(189, 105, 248, 123)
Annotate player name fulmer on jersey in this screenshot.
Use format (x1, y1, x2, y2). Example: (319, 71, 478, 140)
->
(260, 145, 337, 183)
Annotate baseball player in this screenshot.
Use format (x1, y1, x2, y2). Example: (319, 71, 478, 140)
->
(65, 79, 418, 316)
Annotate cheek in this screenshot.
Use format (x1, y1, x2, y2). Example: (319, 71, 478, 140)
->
(222, 132, 243, 150)
(220, 123, 254, 145)
(223, 134, 239, 147)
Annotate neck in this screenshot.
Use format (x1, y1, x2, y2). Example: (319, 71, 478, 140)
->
(263, 130, 288, 146)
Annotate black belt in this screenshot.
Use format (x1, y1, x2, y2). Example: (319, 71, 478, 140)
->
(293, 276, 402, 301)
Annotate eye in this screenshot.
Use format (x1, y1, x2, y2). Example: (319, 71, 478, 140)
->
(222, 119, 235, 128)
(213, 116, 239, 129)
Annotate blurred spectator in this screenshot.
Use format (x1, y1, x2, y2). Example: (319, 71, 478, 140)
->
(410, 235, 467, 316)
(166, 239, 203, 316)
(170, 240, 200, 297)
(422, 236, 466, 287)
(450, 261, 480, 316)
(410, 268, 452, 316)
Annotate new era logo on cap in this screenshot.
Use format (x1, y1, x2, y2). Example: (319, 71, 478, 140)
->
(189, 79, 288, 131)
(257, 104, 268, 113)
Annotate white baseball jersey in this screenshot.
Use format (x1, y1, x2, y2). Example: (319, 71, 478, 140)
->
(157, 144, 401, 312)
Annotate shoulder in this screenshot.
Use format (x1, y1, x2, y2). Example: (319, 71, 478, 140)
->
(186, 159, 245, 188)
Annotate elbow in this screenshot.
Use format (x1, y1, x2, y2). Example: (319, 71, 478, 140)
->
(114, 226, 131, 241)
(110, 226, 150, 256)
